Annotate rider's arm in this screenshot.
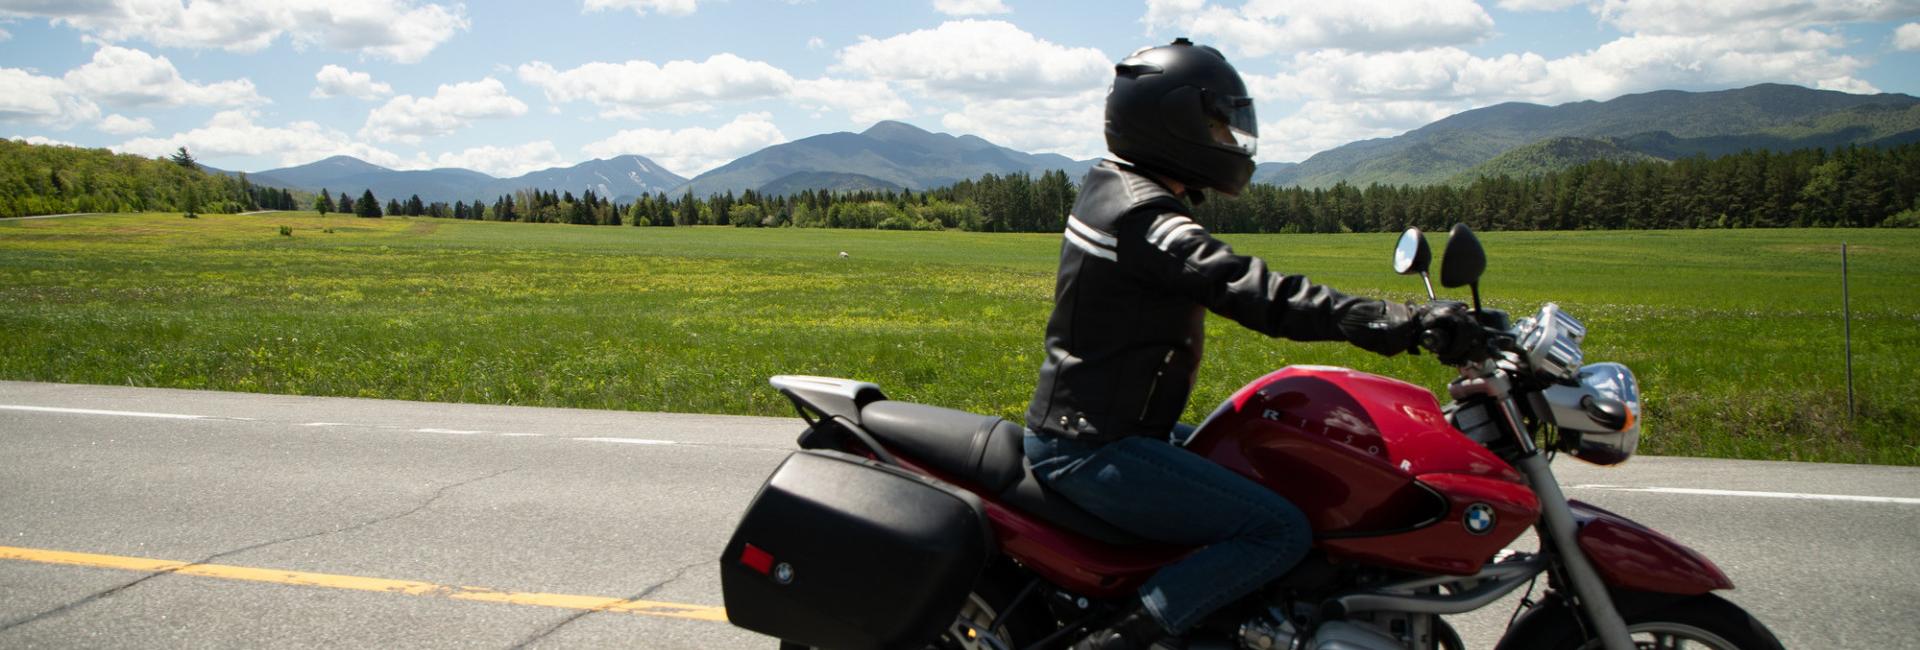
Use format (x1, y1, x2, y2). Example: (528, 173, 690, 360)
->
(1118, 211, 1415, 355)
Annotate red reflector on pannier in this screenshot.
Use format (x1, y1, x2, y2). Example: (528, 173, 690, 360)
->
(740, 543, 774, 575)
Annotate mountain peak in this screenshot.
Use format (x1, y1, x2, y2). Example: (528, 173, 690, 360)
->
(861, 120, 941, 143)
(314, 155, 384, 170)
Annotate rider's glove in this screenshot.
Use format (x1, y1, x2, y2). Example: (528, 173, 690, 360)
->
(1416, 300, 1483, 364)
(1337, 300, 1419, 357)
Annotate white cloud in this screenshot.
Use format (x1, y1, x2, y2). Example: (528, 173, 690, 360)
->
(97, 113, 152, 134)
(582, 0, 698, 16)
(581, 112, 787, 176)
(61, 44, 265, 108)
(1146, 0, 1495, 56)
(0, 25, 10, 41)
(792, 78, 914, 125)
(0, 67, 100, 127)
(114, 109, 403, 168)
(1596, 0, 1920, 36)
(1552, 29, 1876, 98)
(938, 88, 1108, 160)
(1238, 25, 1885, 162)
(518, 54, 795, 114)
(1143, 0, 1205, 31)
(311, 65, 392, 100)
(835, 20, 1110, 98)
(1495, 0, 1584, 10)
(517, 52, 931, 125)
(10, 134, 81, 147)
(360, 77, 528, 143)
(933, 0, 1010, 16)
(807, 36, 825, 50)
(1896, 22, 1920, 50)
(1254, 28, 1876, 107)
(0, 0, 468, 63)
(1259, 100, 1462, 162)
(410, 141, 566, 178)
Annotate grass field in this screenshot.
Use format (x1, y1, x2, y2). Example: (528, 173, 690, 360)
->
(2, 212, 1915, 465)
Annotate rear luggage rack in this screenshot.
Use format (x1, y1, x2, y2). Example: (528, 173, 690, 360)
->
(769, 375, 898, 465)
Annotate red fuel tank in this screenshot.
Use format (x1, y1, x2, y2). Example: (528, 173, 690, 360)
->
(1186, 366, 1539, 575)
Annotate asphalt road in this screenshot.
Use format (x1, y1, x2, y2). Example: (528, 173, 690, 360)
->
(2, 381, 1916, 649)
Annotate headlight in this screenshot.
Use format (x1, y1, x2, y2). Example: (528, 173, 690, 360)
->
(1535, 362, 1642, 465)
(1515, 303, 1586, 382)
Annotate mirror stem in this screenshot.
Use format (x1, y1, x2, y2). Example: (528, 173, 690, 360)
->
(1470, 283, 1482, 312)
(1420, 272, 1436, 301)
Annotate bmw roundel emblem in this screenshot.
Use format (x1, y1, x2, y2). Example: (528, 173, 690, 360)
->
(1464, 503, 1497, 535)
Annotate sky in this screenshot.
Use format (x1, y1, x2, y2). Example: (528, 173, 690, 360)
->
(3, 0, 1918, 180)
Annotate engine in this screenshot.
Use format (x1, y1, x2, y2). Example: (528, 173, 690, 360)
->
(1235, 613, 1440, 650)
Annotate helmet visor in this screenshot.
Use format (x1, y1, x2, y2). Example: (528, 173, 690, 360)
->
(1208, 93, 1258, 156)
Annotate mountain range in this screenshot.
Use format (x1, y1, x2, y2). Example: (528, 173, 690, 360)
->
(677, 120, 1096, 197)
(230, 154, 688, 205)
(224, 84, 1919, 203)
(1256, 83, 1920, 188)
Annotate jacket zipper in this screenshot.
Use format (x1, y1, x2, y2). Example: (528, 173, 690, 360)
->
(1139, 349, 1178, 420)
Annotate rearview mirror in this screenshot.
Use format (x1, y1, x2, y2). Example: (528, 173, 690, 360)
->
(1393, 228, 1430, 276)
(1440, 223, 1485, 289)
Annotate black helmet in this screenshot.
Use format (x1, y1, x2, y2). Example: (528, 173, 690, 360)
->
(1105, 38, 1258, 196)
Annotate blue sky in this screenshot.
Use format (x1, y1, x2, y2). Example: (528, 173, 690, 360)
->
(4, 0, 1918, 179)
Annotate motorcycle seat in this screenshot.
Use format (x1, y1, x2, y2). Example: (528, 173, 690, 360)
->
(859, 400, 1148, 546)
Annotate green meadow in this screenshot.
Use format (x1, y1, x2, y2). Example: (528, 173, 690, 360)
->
(2, 212, 1914, 465)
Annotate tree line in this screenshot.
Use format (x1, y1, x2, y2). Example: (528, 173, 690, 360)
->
(1187, 143, 1920, 233)
(425, 144, 1917, 233)
(429, 169, 1080, 232)
(6, 138, 1916, 231)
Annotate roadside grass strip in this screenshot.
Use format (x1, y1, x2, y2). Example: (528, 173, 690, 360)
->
(0, 545, 728, 622)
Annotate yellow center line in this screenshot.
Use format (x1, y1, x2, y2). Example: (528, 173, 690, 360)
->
(0, 545, 728, 623)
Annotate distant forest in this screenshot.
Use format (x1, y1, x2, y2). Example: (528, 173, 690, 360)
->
(407, 143, 1920, 232)
(0, 140, 302, 218)
(5, 139, 1917, 231)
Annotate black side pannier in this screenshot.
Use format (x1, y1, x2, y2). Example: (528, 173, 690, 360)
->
(721, 450, 992, 650)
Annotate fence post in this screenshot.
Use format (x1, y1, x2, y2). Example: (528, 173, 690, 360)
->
(1843, 242, 1854, 420)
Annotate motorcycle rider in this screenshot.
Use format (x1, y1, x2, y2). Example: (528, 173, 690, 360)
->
(1024, 38, 1476, 649)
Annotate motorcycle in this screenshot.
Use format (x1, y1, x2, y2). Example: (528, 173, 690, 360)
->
(719, 224, 1784, 650)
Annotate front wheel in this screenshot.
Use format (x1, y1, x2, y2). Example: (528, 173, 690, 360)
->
(1499, 592, 1784, 650)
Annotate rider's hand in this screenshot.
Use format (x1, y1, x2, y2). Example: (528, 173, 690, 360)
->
(1337, 300, 1419, 357)
(1416, 300, 1483, 364)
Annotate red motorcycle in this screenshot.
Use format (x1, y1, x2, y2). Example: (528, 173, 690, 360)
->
(720, 224, 1783, 650)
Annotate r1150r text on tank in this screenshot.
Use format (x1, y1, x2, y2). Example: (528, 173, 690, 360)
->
(717, 224, 1785, 650)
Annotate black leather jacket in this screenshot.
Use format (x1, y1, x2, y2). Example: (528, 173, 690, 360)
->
(1025, 161, 1382, 443)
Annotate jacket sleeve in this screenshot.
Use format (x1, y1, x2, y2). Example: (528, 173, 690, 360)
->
(1119, 211, 1375, 343)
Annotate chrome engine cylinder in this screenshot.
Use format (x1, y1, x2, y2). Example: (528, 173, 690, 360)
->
(1237, 616, 1298, 650)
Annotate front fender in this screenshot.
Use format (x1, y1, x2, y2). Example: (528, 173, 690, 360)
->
(1571, 499, 1732, 594)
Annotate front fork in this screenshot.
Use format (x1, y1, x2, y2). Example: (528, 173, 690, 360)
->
(1458, 369, 1634, 650)
(1514, 450, 1633, 650)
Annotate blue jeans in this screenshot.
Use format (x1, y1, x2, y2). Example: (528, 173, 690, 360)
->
(1025, 431, 1310, 635)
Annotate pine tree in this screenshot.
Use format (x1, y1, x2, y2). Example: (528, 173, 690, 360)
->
(169, 147, 197, 170)
(317, 188, 334, 215)
(355, 189, 381, 218)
